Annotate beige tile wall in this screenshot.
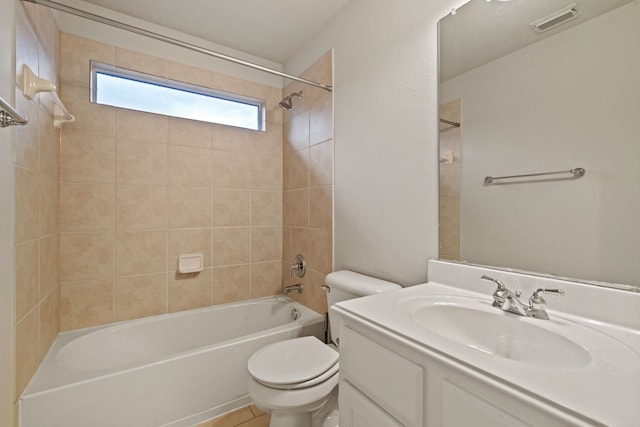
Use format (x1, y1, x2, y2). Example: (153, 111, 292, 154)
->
(14, 1, 61, 415)
(58, 33, 287, 330)
(282, 52, 334, 314)
(12, 16, 332, 425)
(439, 99, 461, 260)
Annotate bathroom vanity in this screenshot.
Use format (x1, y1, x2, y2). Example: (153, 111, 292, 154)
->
(332, 261, 640, 426)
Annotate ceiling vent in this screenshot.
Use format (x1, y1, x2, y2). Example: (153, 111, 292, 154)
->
(530, 4, 579, 33)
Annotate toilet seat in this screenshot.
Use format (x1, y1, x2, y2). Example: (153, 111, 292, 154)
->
(248, 336, 339, 390)
(256, 361, 339, 390)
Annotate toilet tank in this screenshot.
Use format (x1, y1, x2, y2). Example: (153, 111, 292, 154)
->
(325, 270, 401, 345)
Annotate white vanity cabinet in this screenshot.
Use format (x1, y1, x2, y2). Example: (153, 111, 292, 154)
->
(339, 325, 423, 426)
(337, 312, 594, 427)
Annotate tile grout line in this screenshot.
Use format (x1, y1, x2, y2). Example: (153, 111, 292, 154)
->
(111, 117, 117, 324)
(210, 137, 214, 306)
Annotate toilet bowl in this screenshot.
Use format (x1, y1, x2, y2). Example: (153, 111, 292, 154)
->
(247, 271, 401, 427)
(248, 336, 339, 427)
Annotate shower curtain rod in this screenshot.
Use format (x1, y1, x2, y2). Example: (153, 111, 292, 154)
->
(22, 0, 333, 92)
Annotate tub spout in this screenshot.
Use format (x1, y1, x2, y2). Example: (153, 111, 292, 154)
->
(284, 283, 304, 294)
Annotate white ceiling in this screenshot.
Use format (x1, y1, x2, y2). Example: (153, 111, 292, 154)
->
(440, 0, 634, 81)
(75, 0, 350, 63)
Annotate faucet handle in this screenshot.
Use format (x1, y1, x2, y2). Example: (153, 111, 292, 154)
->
(529, 288, 564, 304)
(527, 288, 564, 320)
(481, 275, 509, 307)
(481, 275, 506, 290)
(289, 254, 306, 278)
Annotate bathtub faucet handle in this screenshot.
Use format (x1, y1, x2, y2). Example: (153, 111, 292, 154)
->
(289, 254, 306, 278)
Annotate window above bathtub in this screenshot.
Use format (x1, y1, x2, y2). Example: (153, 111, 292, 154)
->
(90, 61, 265, 131)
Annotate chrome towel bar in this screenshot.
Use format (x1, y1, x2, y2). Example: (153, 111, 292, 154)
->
(0, 96, 28, 128)
(484, 167, 585, 184)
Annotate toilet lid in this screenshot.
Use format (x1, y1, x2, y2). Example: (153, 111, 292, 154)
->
(248, 336, 339, 386)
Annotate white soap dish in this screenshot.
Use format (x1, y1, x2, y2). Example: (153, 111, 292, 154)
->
(177, 253, 204, 274)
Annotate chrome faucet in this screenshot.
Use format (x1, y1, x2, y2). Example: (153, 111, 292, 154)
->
(289, 254, 306, 278)
(481, 275, 563, 320)
(527, 288, 565, 319)
(283, 255, 306, 294)
(283, 283, 303, 294)
(481, 275, 528, 316)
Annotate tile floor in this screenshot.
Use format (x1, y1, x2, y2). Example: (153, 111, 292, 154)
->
(195, 404, 270, 427)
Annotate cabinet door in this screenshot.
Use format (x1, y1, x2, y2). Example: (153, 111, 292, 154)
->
(441, 380, 531, 427)
(340, 326, 423, 426)
(428, 365, 573, 427)
(339, 380, 402, 427)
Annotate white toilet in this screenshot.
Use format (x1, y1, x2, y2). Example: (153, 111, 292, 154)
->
(247, 270, 401, 427)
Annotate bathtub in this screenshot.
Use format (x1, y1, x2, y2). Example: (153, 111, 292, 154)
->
(20, 296, 325, 427)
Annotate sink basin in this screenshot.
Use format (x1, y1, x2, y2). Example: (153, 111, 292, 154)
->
(399, 296, 591, 369)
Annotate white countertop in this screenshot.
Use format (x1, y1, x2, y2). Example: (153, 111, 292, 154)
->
(334, 261, 640, 426)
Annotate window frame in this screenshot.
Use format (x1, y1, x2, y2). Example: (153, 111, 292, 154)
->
(90, 60, 266, 131)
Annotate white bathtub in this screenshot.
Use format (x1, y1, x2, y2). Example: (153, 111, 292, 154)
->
(20, 296, 325, 427)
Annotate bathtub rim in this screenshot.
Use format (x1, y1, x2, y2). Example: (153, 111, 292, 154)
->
(22, 295, 325, 398)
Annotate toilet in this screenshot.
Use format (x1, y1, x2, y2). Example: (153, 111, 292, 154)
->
(247, 270, 401, 427)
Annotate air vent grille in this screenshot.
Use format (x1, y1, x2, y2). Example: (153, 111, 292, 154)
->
(531, 4, 579, 33)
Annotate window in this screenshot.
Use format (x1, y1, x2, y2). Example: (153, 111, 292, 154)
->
(91, 61, 265, 131)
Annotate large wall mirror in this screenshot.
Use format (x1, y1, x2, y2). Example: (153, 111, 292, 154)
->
(438, 0, 640, 290)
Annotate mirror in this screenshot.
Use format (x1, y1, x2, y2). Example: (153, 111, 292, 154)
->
(438, 0, 640, 290)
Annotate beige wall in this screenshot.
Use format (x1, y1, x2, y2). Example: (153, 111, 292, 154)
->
(58, 33, 290, 331)
(282, 52, 333, 315)
(13, 1, 61, 421)
(0, 0, 15, 423)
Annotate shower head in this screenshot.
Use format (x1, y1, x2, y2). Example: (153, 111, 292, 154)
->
(279, 97, 293, 111)
(279, 91, 303, 111)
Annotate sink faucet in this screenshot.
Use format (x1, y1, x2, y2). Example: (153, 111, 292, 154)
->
(481, 275, 563, 319)
(527, 288, 565, 319)
(481, 275, 528, 316)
